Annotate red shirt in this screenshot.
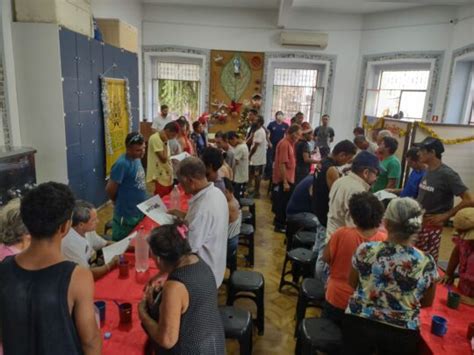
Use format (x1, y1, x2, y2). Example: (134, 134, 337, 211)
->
(272, 137, 296, 184)
(325, 227, 387, 309)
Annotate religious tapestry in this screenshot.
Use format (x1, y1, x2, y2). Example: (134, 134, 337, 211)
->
(101, 77, 133, 176)
(208, 50, 264, 132)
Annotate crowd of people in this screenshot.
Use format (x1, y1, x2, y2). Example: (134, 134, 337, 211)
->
(0, 103, 473, 355)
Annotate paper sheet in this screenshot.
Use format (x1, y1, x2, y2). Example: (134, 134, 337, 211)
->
(102, 232, 136, 264)
(373, 190, 398, 201)
(170, 151, 191, 162)
(137, 195, 175, 226)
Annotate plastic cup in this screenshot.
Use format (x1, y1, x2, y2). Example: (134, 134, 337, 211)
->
(118, 259, 130, 278)
(447, 291, 461, 309)
(119, 302, 132, 324)
(431, 315, 447, 337)
(467, 322, 474, 340)
(94, 301, 106, 323)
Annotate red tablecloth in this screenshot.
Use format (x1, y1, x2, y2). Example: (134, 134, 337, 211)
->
(94, 254, 158, 355)
(94, 190, 190, 354)
(420, 284, 474, 354)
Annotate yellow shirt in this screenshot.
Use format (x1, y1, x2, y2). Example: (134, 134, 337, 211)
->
(146, 132, 172, 186)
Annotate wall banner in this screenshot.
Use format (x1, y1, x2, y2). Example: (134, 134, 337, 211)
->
(101, 77, 133, 176)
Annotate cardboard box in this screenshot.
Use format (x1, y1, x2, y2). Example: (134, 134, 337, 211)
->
(96, 18, 138, 53)
(14, 0, 92, 37)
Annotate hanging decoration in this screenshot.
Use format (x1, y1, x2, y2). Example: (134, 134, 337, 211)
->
(220, 54, 252, 101)
(362, 116, 384, 131)
(209, 50, 264, 132)
(417, 122, 474, 145)
(101, 77, 133, 176)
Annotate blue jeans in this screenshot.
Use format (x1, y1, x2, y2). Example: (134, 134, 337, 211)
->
(313, 225, 329, 284)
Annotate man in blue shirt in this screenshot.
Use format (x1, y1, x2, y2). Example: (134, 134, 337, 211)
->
(386, 146, 426, 198)
(106, 132, 148, 241)
(265, 111, 289, 179)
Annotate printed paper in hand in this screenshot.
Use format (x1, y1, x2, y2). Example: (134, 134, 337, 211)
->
(137, 195, 175, 225)
(373, 190, 398, 201)
(170, 152, 191, 162)
(102, 232, 136, 264)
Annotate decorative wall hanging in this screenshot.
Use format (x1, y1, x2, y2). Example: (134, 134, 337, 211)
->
(209, 50, 264, 132)
(101, 77, 133, 176)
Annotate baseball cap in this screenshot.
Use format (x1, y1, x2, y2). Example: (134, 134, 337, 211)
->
(414, 137, 445, 154)
(352, 151, 384, 173)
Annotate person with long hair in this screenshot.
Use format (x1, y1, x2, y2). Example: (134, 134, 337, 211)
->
(138, 220, 225, 354)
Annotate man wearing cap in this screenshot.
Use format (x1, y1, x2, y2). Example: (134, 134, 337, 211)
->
(295, 123, 320, 185)
(106, 132, 148, 241)
(415, 137, 473, 261)
(316, 151, 381, 282)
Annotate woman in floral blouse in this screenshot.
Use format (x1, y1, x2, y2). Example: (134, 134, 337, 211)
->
(343, 197, 438, 355)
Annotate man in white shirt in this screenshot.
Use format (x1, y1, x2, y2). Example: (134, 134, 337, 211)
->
(227, 131, 249, 199)
(61, 200, 118, 280)
(169, 157, 229, 287)
(151, 104, 173, 132)
(353, 135, 378, 155)
(249, 115, 267, 198)
(315, 151, 381, 282)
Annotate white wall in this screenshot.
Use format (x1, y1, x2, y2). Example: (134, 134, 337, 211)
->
(91, 0, 143, 119)
(12, 23, 68, 183)
(143, 4, 363, 141)
(0, 0, 21, 146)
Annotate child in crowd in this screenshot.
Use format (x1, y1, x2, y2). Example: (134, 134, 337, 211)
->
(321, 192, 387, 324)
(222, 178, 242, 268)
(440, 207, 474, 300)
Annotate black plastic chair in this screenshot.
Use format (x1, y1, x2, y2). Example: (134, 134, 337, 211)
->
(295, 318, 342, 355)
(294, 278, 326, 336)
(219, 306, 253, 355)
(279, 248, 317, 292)
(238, 223, 255, 267)
(227, 270, 265, 336)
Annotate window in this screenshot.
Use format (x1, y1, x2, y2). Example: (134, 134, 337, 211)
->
(467, 70, 474, 125)
(152, 61, 201, 119)
(271, 68, 321, 122)
(365, 70, 430, 119)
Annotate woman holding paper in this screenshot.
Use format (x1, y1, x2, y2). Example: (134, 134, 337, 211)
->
(138, 220, 225, 354)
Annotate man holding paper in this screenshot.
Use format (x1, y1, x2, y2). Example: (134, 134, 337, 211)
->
(62, 200, 119, 280)
(169, 157, 229, 287)
(147, 122, 180, 197)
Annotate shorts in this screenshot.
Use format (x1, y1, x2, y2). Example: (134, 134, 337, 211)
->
(415, 225, 443, 262)
(112, 214, 143, 241)
(250, 165, 264, 176)
(154, 181, 173, 197)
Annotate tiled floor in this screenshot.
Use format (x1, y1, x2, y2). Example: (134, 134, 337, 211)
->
(96, 180, 455, 354)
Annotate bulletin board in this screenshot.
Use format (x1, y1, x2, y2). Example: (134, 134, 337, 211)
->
(411, 122, 474, 193)
(382, 118, 413, 186)
(208, 50, 265, 132)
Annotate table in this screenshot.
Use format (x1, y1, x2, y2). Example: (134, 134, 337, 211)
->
(420, 283, 474, 354)
(94, 190, 190, 354)
(94, 254, 157, 355)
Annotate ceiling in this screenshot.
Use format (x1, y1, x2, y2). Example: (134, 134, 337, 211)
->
(142, 0, 473, 13)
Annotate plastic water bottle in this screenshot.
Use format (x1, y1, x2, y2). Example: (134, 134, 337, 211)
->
(170, 185, 181, 210)
(135, 227, 149, 272)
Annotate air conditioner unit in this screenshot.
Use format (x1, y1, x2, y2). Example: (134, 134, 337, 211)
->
(280, 31, 328, 49)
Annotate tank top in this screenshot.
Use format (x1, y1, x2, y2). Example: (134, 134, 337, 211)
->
(153, 256, 225, 354)
(0, 257, 82, 355)
(312, 157, 337, 227)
